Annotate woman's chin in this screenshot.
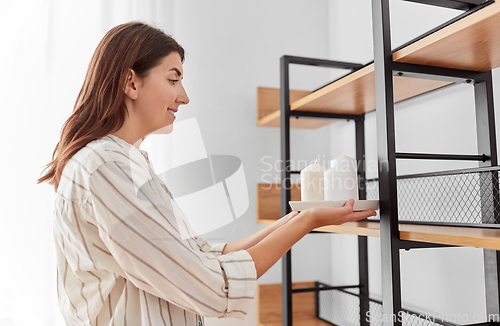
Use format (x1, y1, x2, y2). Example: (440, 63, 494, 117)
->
(150, 124, 174, 135)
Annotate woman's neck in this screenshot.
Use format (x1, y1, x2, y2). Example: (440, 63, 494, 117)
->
(110, 129, 144, 149)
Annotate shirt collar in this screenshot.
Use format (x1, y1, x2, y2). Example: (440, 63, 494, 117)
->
(106, 133, 150, 162)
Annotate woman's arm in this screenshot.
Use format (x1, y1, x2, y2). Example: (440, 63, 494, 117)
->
(222, 210, 299, 255)
(247, 199, 376, 278)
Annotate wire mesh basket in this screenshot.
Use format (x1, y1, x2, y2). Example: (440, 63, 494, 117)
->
(317, 287, 360, 326)
(363, 166, 500, 226)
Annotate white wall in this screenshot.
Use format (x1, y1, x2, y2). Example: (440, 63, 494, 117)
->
(328, 0, 500, 321)
(169, 0, 336, 284)
(162, 1, 340, 325)
(0, 2, 106, 325)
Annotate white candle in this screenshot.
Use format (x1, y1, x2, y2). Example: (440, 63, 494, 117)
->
(324, 154, 359, 200)
(300, 159, 327, 201)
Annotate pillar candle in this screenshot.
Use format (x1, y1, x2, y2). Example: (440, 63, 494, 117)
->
(300, 159, 327, 201)
(324, 154, 359, 200)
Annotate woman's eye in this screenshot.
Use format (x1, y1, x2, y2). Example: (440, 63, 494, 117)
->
(169, 79, 179, 85)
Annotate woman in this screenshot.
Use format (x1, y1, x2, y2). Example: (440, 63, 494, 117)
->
(38, 22, 376, 326)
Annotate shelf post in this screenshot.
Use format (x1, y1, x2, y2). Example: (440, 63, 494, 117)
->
(356, 115, 367, 202)
(475, 71, 500, 317)
(356, 116, 370, 326)
(372, 1, 403, 325)
(280, 55, 293, 326)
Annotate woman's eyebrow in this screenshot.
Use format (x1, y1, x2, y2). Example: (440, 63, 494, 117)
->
(170, 67, 182, 77)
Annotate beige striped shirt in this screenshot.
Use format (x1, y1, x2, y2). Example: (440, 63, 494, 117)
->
(54, 134, 257, 326)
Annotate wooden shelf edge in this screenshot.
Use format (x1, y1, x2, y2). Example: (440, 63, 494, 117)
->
(256, 87, 344, 129)
(256, 110, 280, 127)
(393, 0, 500, 71)
(257, 73, 450, 128)
(316, 221, 382, 237)
(256, 111, 336, 129)
(399, 224, 500, 250)
(290, 64, 375, 111)
(256, 217, 500, 250)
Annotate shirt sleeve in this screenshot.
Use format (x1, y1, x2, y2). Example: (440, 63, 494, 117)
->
(194, 236, 226, 258)
(86, 157, 257, 319)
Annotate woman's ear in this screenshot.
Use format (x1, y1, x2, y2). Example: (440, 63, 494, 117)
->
(124, 69, 139, 100)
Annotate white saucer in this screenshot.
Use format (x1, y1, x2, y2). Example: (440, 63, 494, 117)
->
(289, 200, 379, 212)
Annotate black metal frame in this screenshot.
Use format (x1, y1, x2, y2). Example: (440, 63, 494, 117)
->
(371, 0, 500, 325)
(403, 0, 489, 10)
(277, 1, 500, 325)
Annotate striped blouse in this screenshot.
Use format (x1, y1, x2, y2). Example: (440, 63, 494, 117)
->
(53, 133, 257, 326)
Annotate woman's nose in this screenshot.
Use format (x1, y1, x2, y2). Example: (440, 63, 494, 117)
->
(177, 85, 189, 105)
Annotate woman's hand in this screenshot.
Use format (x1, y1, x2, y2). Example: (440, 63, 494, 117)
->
(303, 199, 377, 229)
(222, 210, 300, 255)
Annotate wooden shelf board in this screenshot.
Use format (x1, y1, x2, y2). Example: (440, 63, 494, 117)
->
(257, 217, 500, 250)
(257, 1, 500, 128)
(399, 223, 500, 250)
(256, 183, 500, 249)
(316, 221, 500, 250)
(256, 87, 334, 129)
(258, 67, 451, 128)
(291, 66, 451, 114)
(393, 0, 500, 72)
(316, 221, 382, 238)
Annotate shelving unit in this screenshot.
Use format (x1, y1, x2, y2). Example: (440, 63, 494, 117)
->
(259, 206, 500, 250)
(256, 1, 500, 325)
(256, 66, 451, 128)
(257, 0, 500, 129)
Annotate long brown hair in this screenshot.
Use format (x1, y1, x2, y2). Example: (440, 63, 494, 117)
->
(38, 22, 184, 191)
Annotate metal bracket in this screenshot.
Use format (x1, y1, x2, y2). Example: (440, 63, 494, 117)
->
(395, 152, 490, 162)
(402, 0, 489, 11)
(399, 240, 457, 251)
(290, 110, 362, 121)
(292, 284, 361, 294)
(282, 55, 363, 70)
(392, 62, 488, 84)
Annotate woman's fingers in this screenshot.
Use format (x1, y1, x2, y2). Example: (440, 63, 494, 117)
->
(340, 200, 377, 222)
(343, 209, 377, 222)
(286, 210, 300, 218)
(283, 210, 299, 222)
(307, 200, 377, 228)
(343, 198, 354, 208)
(276, 210, 300, 228)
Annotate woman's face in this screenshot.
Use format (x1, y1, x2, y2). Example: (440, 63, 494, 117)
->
(131, 52, 189, 136)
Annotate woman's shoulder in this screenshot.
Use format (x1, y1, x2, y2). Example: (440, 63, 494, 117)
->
(69, 135, 131, 173)
(58, 134, 143, 199)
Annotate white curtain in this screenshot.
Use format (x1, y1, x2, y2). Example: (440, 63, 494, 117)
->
(0, 1, 175, 325)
